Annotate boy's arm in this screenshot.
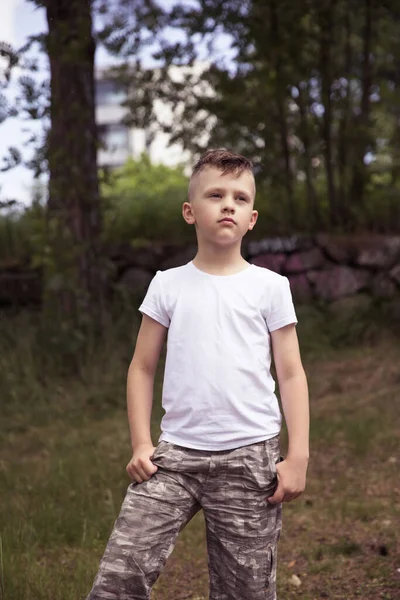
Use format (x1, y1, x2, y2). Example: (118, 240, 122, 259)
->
(267, 323, 309, 504)
(126, 314, 167, 483)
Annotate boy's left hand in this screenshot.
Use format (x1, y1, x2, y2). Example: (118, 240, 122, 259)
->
(267, 456, 308, 504)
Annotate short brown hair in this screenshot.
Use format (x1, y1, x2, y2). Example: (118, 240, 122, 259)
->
(191, 148, 254, 178)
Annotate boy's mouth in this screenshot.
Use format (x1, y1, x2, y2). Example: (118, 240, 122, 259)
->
(219, 217, 236, 224)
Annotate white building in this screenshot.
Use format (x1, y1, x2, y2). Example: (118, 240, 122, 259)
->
(95, 66, 193, 169)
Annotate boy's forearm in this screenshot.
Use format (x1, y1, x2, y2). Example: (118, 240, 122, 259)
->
(126, 361, 156, 451)
(279, 370, 310, 460)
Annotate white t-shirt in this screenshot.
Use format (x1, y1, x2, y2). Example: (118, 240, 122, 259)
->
(138, 261, 297, 450)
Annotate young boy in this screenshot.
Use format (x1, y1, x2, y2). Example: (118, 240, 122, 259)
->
(86, 149, 309, 600)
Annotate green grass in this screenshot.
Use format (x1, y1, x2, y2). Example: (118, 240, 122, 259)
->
(0, 306, 400, 599)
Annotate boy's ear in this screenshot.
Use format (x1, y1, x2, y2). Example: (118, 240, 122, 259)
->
(182, 201, 196, 224)
(248, 210, 258, 230)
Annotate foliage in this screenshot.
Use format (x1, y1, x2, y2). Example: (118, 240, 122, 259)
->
(0, 195, 46, 265)
(2, 157, 400, 267)
(98, 0, 400, 232)
(2, 0, 400, 248)
(0, 37, 49, 176)
(0, 154, 191, 265)
(101, 154, 193, 243)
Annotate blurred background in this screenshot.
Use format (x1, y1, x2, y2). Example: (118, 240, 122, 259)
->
(0, 1, 399, 599)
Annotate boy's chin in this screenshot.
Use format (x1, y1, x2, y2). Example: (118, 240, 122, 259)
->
(202, 237, 244, 249)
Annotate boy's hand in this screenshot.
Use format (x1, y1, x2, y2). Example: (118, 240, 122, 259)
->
(126, 443, 159, 483)
(267, 456, 308, 504)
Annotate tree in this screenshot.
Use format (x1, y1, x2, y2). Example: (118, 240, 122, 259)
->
(2, 0, 400, 243)
(101, 154, 190, 243)
(1, 1, 104, 331)
(43, 0, 104, 327)
(99, 0, 400, 231)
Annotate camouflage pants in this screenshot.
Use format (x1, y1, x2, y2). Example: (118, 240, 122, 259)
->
(86, 436, 282, 600)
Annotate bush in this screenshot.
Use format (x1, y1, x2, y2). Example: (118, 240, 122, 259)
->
(101, 154, 195, 244)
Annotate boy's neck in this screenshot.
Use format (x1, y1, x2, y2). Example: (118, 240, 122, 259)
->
(192, 244, 249, 276)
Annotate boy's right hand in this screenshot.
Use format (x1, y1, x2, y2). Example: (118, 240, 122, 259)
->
(126, 443, 159, 483)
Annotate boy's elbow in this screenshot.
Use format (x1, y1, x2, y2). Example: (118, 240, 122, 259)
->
(279, 365, 307, 385)
(129, 355, 157, 378)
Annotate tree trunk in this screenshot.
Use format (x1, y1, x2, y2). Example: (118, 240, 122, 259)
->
(350, 0, 373, 213)
(296, 83, 319, 230)
(337, 1, 352, 224)
(269, 0, 295, 227)
(45, 0, 103, 327)
(319, 1, 338, 226)
(391, 117, 400, 186)
(390, 116, 400, 231)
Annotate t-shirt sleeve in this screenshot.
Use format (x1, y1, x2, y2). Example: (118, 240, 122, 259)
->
(138, 271, 170, 328)
(265, 276, 298, 332)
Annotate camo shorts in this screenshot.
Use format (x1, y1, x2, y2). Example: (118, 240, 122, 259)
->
(86, 435, 282, 600)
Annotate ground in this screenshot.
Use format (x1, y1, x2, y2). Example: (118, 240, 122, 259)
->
(0, 311, 399, 599)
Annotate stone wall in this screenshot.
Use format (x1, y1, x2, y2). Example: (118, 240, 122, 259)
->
(1, 234, 400, 306)
(112, 234, 400, 304)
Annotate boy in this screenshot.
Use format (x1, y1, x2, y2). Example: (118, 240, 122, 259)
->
(86, 149, 309, 600)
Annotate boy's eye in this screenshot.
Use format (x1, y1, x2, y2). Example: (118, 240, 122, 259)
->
(238, 196, 247, 202)
(210, 193, 221, 198)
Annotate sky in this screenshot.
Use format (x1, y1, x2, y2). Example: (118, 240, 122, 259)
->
(0, 0, 122, 206)
(0, 0, 46, 206)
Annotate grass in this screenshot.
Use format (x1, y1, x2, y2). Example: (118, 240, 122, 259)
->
(0, 305, 400, 599)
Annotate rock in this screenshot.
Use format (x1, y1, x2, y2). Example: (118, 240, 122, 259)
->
(371, 274, 397, 298)
(291, 235, 315, 252)
(316, 233, 357, 263)
(357, 236, 400, 269)
(316, 234, 400, 269)
(382, 519, 392, 527)
(284, 248, 325, 273)
(0, 269, 42, 306)
(247, 235, 313, 257)
(390, 264, 400, 284)
(379, 545, 389, 556)
(289, 574, 302, 587)
(308, 266, 371, 301)
(250, 253, 286, 273)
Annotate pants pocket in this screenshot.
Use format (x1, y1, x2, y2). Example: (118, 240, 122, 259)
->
(235, 536, 278, 597)
(265, 542, 275, 589)
(150, 441, 186, 470)
(241, 438, 280, 493)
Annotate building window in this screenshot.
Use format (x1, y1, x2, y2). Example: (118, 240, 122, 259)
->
(98, 123, 130, 154)
(96, 79, 126, 106)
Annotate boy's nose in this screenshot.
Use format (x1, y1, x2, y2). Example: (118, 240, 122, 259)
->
(222, 197, 235, 212)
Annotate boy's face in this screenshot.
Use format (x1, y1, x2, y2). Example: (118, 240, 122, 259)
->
(183, 167, 258, 245)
